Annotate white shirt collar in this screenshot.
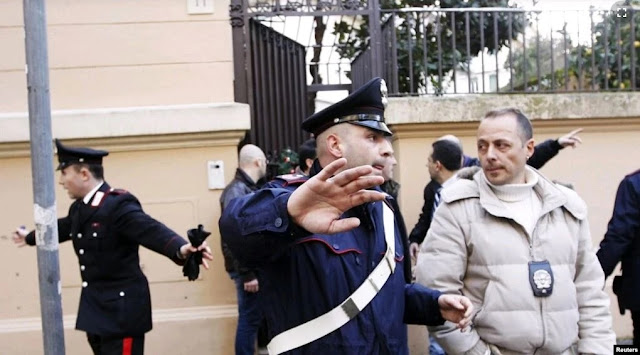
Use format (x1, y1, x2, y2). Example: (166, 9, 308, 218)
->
(83, 181, 104, 204)
(441, 173, 459, 189)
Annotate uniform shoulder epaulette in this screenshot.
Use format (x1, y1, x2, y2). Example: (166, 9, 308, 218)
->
(274, 173, 308, 187)
(108, 188, 129, 195)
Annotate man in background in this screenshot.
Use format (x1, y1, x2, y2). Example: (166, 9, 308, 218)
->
(296, 138, 316, 176)
(219, 144, 268, 355)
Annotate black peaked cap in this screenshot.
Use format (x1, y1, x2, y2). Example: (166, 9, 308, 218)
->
(55, 139, 109, 170)
(301, 77, 391, 136)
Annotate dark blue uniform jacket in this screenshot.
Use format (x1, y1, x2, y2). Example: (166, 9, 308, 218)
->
(597, 169, 640, 311)
(219, 166, 445, 355)
(27, 182, 187, 336)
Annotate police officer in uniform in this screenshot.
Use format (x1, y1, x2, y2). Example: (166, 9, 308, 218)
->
(12, 139, 212, 355)
(220, 77, 473, 355)
(597, 168, 640, 346)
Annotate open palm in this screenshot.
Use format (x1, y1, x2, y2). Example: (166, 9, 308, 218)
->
(287, 158, 386, 235)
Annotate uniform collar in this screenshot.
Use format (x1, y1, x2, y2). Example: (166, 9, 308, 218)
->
(83, 181, 104, 204)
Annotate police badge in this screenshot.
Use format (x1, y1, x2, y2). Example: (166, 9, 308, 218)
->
(380, 79, 388, 108)
(528, 260, 554, 297)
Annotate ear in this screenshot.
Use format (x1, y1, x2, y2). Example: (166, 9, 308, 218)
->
(79, 166, 92, 181)
(435, 160, 443, 171)
(325, 133, 344, 159)
(525, 138, 535, 158)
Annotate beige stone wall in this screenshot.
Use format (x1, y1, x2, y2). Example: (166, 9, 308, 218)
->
(0, 0, 233, 112)
(388, 93, 640, 353)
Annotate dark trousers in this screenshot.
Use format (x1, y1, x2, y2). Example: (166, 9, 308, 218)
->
(230, 273, 263, 355)
(87, 333, 145, 355)
(633, 310, 640, 346)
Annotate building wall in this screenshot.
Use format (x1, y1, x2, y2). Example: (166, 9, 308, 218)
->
(0, 0, 234, 112)
(0, 1, 248, 353)
(387, 93, 640, 353)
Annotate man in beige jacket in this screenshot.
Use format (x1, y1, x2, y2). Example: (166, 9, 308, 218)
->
(416, 108, 615, 355)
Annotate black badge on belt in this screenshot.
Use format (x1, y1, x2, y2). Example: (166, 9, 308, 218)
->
(528, 260, 554, 297)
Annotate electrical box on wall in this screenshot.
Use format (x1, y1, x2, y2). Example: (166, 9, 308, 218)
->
(187, 0, 214, 14)
(207, 160, 225, 189)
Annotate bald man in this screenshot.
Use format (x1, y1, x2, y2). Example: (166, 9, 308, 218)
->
(219, 144, 268, 355)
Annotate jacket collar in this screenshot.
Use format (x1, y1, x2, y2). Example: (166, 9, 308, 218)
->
(444, 167, 586, 221)
(474, 167, 586, 221)
(234, 168, 259, 189)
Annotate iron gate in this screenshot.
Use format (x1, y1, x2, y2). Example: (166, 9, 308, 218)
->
(229, 0, 382, 156)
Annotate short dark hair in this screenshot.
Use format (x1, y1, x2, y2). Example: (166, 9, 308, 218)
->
(72, 163, 104, 180)
(432, 140, 462, 171)
(483, 107, 533, 144)
(298, 138, 317, 172)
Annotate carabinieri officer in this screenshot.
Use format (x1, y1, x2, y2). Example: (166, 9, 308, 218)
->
(13, 139, 212, 355)
(220, 77, 474, 355)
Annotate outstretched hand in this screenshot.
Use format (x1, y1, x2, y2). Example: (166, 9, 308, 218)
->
(557, 128, 583, 148)
(180, 241, 213, 270)
(438, 294, 474, 331)
(287, 158, 386, 235)
(11, 227, 28, 247)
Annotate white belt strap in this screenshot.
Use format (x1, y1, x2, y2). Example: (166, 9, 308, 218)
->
(267, 202, 397, 355)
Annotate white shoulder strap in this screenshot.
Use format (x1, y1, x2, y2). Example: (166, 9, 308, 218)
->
(267, 202, 397, 354)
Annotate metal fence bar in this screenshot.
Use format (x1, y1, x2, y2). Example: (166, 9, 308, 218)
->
(616, 14, 622, 90)
(466, 11, 472, 93)
(407, 12, 415, 94)
(590, 10, 597, 90)
(550, 23, 555, 91)
(508, 12, 514, 91)
(632, 10, 637, 90)
(422, 13, 429, 95)
(437, 12, 443, 93)
(522, 12, 527, 92)
(563, 13, 569, 91)
(603, 11, 610, 90)
(493, 11, 499, 93)
(452, 12, 458, 94)
(535, 14, 541, 91)
(480, 12, 485, 92)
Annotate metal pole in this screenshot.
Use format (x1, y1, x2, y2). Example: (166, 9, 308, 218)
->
(23, 0, 66, 353)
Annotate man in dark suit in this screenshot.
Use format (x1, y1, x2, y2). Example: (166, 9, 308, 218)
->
(12, 139, 212, 355)
(597, 169, 640, 346)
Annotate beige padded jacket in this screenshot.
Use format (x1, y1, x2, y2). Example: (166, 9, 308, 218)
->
(415, 168, 615, 355)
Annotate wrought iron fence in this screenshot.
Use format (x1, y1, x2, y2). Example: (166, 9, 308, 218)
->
(378, 6, 639, 96)
(240, 4, 640, 97)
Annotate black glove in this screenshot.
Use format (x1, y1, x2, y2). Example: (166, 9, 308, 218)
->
(182, 224, 211, 281)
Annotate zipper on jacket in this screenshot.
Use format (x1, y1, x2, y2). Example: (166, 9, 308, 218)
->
(529, 222, 547, 351)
